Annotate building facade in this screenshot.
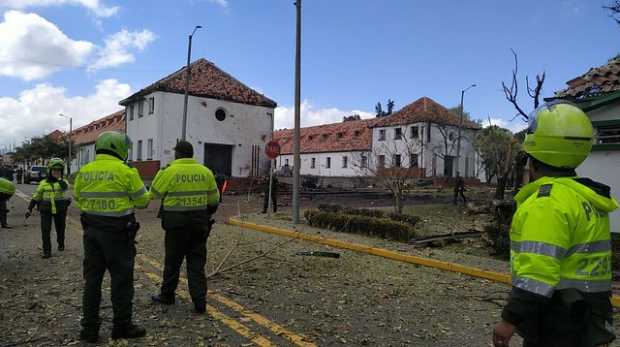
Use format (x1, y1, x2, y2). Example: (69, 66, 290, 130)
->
(69, 110, 125, 173)
(119, 58, 277, 179)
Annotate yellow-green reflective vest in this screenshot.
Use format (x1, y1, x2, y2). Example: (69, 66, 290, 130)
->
(149, 158, 219, 211)
(511, 177, 619, 297)
(73, 154, 149, 217)
(0, 177, 15, 196)
(32, 178, 70, 214)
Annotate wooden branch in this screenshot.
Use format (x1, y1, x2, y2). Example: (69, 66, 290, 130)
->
(501, 49, 529, 121)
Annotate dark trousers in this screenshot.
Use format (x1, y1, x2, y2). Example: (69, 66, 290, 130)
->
(81, 226, 136, 329)
(262, 191, 277, 213)
(0, 197, 8, 226)
(453, 189, 466, 205)
(161, 226, 208, 306)
(40, 210, 66, 255)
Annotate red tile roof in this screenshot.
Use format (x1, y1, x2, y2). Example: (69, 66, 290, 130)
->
(555, 55, 620, 99)
(47, 130, 65, 144)
(119, 58, 277, 108)
(71, 110, 125, 145)
(372, 97, 480, 129)
(273, 118, 380, 155)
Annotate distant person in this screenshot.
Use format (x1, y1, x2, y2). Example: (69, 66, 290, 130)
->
(25, 159, 71, 258)
(453, 171, 466, 205)
(262, 174, 278, 214)
(150, 141, 219, 314)
(492, 102, 618, 347)
(0, 176, 15, 228)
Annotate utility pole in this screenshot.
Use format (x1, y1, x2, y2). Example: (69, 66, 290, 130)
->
(455, 84, 476, 176)
(59, 113, 72, 175)
(182, 25, 202, 141)
(292, 0, 302, 224)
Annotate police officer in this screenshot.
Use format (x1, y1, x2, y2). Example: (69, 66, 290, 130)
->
(150, 141, 219, 313)
(74, 131, 149, 342)
(0, 176, 15, 228)
(26, 158, 71, 258)
(493, 101, 618, 347)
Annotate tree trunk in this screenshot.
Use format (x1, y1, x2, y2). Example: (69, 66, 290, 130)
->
(495, 175, 508, 200)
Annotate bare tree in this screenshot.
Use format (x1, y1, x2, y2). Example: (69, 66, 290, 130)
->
(352, 128, 422, 214)
(605, 1, 620, 24)
(501, 49, 546, 122)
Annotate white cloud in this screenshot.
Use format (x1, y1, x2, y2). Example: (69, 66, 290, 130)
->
(274, 100, 374, 130)
(0, 79, 131, 147)
(88, 29, 156, 71)
(208, 0, 228, 7)
(487, 117, 528, 133)
(0, 10, 94, 80)
(0, 0, 119, 17)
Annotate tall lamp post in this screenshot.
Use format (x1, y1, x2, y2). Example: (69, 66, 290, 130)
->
(292, 0, 302, 224)
(58, 113, 73, 175)
(181, 25, 202, 141)
(455, 84, 476, 176)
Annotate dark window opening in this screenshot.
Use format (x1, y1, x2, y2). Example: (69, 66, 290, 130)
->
(215, 108, 226, 121)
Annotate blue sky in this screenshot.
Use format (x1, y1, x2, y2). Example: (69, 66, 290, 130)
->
(0, 0, 618, 149)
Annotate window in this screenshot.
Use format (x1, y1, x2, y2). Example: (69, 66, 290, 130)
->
(354, 130, 361, 137)
(129, 105, 134, 121)
(148, 97, 155, 114)
(326, 157, 331, 168)
(377, 155, 386, 168)
(337, 132, 344, 139)
(410, 154, 419, 168)
(147, 139, 153, 160)
(360, 155, 368, 168)
(138, 101, 144, 118)
(285, 158, 289, 166)
(596, 125, 620, 144)
(311, 158, 316, 169)
(128, 142, 133, 161)
(410, 126, 419, 139)
(394, 128, 403, 140)
(215, 108, 226, 121)
(378, 129, 386, 141)
(393, 154, 402, 167)
(342, 156, 348, 168)
(137, 140, 143, 161)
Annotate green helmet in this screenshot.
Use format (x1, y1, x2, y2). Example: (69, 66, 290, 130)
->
(95, 131, 131, 161)
(524, 101, 593, 169)
(47, 158, 65, 175)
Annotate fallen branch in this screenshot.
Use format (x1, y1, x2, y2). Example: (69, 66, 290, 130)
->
(208, 238, 297, 279)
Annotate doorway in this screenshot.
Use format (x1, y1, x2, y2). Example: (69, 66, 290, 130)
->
(204, 143, 233, 177)
(443, 155, 454, 177)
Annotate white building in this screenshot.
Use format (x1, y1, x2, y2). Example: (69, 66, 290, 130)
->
(552, 55, 620, 233)
(119, 58, 277, 179)
(69, 110, 125, 174)
(274, 97, 482, 182)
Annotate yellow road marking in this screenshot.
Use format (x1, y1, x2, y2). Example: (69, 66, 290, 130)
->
(139, 254, 317, 347)
(229, 218, 620, 308)
(137, 263, 275, 347)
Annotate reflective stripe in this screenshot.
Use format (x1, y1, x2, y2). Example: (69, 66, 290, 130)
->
(82, 209, 134, 217)
(512, 241, 566, 259)
(130, 187, 147, 199)
(512, 276, 555, 297)
(150, 187, 162, 198)
(163, 205, 209, 212)
(566, 240, 611, 257)
(166, 190, 211, 197)
(80, 191, 129, 198)
(556, 279, 611, 292)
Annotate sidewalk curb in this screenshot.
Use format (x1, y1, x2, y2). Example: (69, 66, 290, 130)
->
(228, 218, 620, 308)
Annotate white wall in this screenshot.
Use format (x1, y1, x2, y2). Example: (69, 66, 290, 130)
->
(372, 123, 480, 178)
(126, 91, 274, 177)
(276, 151, 371, 177)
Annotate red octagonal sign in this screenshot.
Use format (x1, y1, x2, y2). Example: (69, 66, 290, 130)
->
(265, 140, 281, 160)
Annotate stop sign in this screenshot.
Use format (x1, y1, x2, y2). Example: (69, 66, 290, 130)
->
(265, 140, 281, 159)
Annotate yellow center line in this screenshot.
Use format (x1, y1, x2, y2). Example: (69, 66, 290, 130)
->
(137, 263, 274, 347)
(139, 253, 317, 347)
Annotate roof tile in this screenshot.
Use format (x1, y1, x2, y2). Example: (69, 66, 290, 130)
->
(556, 55, 620, 98)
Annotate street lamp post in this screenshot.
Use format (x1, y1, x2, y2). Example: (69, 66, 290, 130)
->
(181, 25, 202, 141)
(455, 84, 476, 176)
(59, 113, 72, 175)
(292, 0, 302, 224)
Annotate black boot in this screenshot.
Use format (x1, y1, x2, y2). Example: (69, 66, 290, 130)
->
(194, 302, 206, 314)
(79, 327, 99, 343)
(42, 253, 51, 259)
(112, 323, 146, 340)
(151, 294, 174, 305)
